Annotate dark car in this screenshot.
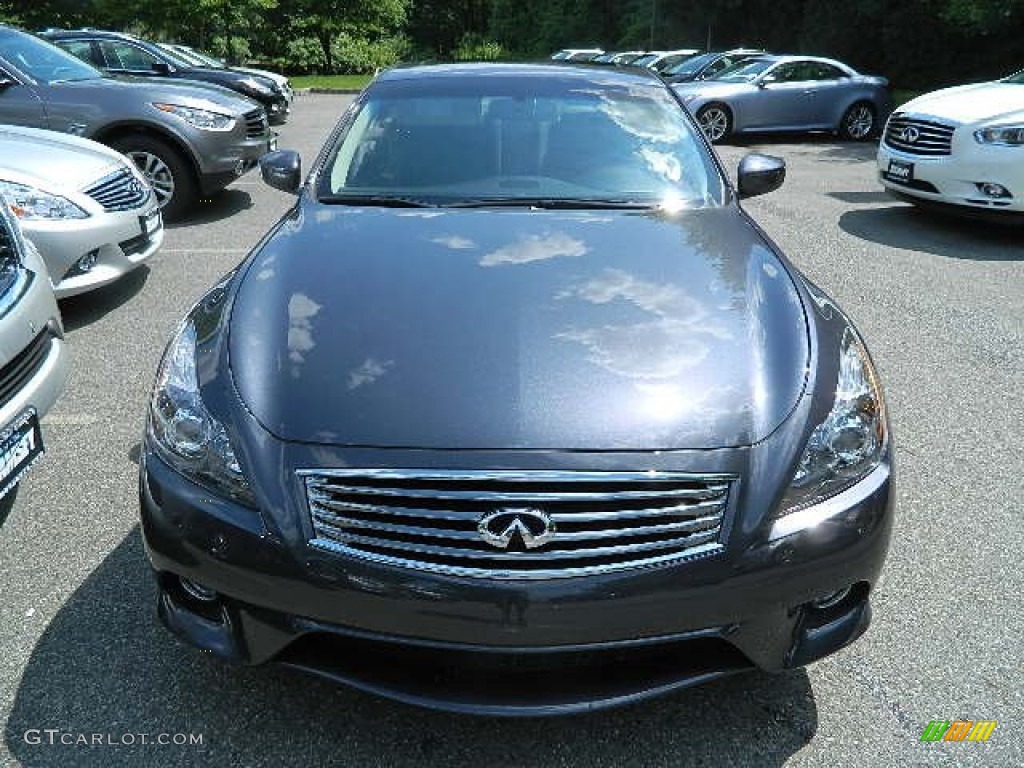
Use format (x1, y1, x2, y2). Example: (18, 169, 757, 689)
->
(0, 27, 274, 219)
(40, 29, 289, 125)
(140, 63, 893, 715)
(661, 49, 765, 84)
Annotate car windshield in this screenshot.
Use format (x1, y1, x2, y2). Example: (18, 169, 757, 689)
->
(318, 75, 723, 209)
(631, 54, 658, 68)
(664, 53, 717, 77)
(180, 46, 223, 68)
(159, 44, 205, 66)
(0, 29, 101, 83)
(152, 44, 197, 69)
(714, 59, 775, 82)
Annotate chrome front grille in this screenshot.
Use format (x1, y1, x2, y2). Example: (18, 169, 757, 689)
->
(83, 168, 150, 211)
(243, 108, 269, 138)
(884, 115, 956, 156)
(302, 469, 732, 579)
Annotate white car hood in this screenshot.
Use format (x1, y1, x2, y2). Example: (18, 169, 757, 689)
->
(902, 82, 1024, 125)
(0, 125, 125, 192)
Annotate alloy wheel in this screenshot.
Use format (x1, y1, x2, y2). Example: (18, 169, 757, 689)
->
(126, 151, 175, 208)
(698, 107, 730, 142)
(845, 105, 875, 140)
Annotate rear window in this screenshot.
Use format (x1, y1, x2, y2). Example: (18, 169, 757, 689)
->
(318, 76, 723, 208)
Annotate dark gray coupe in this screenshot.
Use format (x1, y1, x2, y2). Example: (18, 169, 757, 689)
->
(140, 63, 893, 715)
(673, 54, 891, 143)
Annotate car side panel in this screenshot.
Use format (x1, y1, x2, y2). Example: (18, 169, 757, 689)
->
(0, 72, 47, 128)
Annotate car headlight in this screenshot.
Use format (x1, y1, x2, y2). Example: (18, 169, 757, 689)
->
(974, 125, 1024, 145)
(776, 327, 887, 516)
(152, 103, 235, 131)
(0, 180, 88, 220)
(148, 318, 255, 506)
(240, 77, 273, 96)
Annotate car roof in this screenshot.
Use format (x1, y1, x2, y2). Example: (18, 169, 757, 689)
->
(745, 53, 853, 68)
(377, 62, 664, 86)
(40, 28, 143, 42)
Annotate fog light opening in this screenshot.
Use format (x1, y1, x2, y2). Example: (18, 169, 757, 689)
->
(64, 249, 99, 279)
(975, 182, 1011, 199)
(811, 587, 852, 610)
(179, 576, 217, 603)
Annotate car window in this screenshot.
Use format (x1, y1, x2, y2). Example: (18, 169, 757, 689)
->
(768, 63, 808, 83)
(808, 62, 847, 80)
(715, 58, 774, 82)
(320, 80, 723, 208)
(0, 29, 100, 83)
(55, 39, 103, 68)
(99, 41, 162, 71)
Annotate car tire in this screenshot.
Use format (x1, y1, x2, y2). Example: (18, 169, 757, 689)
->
(110, 135, 196, 221)
(696, 104, 732, 144)
(839, 102, 877, 141)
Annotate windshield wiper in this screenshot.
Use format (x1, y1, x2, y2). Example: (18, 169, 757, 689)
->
(318, 194, 437, 208)
(447, 197, 654, 210)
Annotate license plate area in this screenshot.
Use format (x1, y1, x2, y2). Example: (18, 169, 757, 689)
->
(0, 409, 44, 499)
(884, 159, 914, 185)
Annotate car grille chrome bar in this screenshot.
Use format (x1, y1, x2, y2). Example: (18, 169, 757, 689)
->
(243, 108, 269, 138)
(82, 168, 150, 211)
(300, 469, 733, 579)
(0, 329, 52, 406)
(883, 115, 955, 156)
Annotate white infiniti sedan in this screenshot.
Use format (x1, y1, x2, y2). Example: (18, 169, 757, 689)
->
(0, 125, 163, 298)
(878, 70, 1024, 215)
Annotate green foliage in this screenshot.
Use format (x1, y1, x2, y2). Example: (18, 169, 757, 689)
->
(3, 0, 1021, 87)
(453, 33, 504, 61)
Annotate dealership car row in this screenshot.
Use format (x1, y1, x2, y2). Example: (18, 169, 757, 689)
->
(0, 24, 1021, 709)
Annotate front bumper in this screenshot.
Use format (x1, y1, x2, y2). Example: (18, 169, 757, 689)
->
(0, 261, 69, 429)
(140, 445, 893, 715)
(193, 123, 277, 194)
(23, 200, 164, 299)
(877, 134, 1024, 214)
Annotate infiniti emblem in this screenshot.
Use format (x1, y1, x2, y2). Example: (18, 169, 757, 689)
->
(478, 508, 555, 550)
(899, 126, 920, 143)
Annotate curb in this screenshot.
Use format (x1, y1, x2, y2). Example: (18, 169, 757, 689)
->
(296, 87, 365, 95)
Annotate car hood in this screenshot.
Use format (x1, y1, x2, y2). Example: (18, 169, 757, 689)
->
(229, 205, 810, 450)
(56, 75, 257, 115)
(901, 82, 1024, 124)
(0, 124, 125, 190)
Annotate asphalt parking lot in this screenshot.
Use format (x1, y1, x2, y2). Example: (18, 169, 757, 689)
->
(1, 93, 1021, 767)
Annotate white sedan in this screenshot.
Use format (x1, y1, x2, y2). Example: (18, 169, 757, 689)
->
(0, 125, 163, 298)
(878, 71, 1024, 214)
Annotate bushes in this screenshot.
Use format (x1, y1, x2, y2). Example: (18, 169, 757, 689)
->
(281, 34, 411, 74)
(453, 33, 505, 61)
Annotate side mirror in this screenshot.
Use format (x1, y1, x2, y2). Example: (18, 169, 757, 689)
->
(152, 61, 172, 75)
(737, 153, 785, 199)
(757, 74, 777, 88)
(260, 149, 301, 194)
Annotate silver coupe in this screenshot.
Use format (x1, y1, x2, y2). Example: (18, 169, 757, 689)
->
(672, 55, 891, 143)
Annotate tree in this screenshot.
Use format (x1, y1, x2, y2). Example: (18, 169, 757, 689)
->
(283, 0, 408, 71)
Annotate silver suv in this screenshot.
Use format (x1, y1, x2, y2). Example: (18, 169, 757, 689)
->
(0, 27, 276, 219)
(0, 203, 69, 526)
